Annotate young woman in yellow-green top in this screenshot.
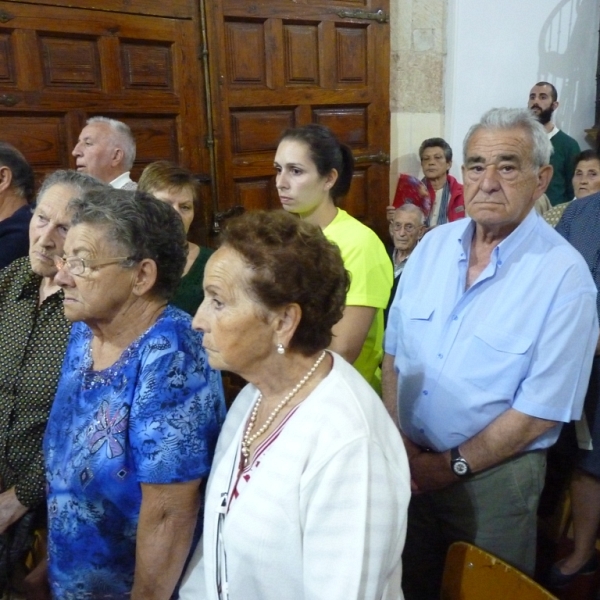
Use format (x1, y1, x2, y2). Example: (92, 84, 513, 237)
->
(138, 161, 213, 316)
(274, 124, 392, 394)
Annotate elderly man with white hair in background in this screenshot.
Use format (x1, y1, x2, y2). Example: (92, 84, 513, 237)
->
(383, 107, 598, 600)
(72, 116, 137, 190)
(384, 204, 426, 327)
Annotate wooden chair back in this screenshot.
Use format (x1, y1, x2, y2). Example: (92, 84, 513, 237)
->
(441, 541, 558, 600)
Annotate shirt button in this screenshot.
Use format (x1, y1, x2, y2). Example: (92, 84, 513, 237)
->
(453, 315, 458, 321)
(423, 390, 429, 396)
(497, 260, 503, 266)
(438, 353, 443, 359)
(420, 428, 425, 433)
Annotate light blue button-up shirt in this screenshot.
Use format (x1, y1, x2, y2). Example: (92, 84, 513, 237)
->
(385, 209, 598, 452)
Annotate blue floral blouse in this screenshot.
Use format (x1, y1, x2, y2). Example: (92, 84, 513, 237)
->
(44, 305, 226, 599)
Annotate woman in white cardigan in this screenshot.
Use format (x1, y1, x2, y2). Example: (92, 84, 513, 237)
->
(179, 210, 410, 600)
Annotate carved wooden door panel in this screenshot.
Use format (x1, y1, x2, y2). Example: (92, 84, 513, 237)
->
(0, 0, 212, 240)
(205, 0, 390, 239)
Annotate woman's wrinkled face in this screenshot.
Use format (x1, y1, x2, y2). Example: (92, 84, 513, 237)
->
(421, 146, 451, 182)
(150, 186, 195, 235)
(573, 159, 600, 199)
(274, 139, 332, 217)
(192, 246, 277, 377)
(54, 223, 137, 325)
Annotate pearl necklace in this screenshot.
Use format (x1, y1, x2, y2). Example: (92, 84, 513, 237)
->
(241, 350, 327, 466)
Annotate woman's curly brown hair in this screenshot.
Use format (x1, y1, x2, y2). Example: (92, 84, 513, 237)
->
(220, 210, 349, 356)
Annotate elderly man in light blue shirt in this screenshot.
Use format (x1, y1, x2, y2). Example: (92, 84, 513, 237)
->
(383, 107, 598, 600)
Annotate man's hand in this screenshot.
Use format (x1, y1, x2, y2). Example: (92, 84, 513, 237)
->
(405, 409, 558, 494)
(401, 435, 457, 493)
(401, 434, 427, 492)
(409, 450, 456, 493)
(386, 205, 396, 223)
(0, 487, 28, 533)
(401, 432, 423, 462)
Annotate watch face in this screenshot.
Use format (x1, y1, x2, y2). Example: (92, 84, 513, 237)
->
(453, 459, 469, 476)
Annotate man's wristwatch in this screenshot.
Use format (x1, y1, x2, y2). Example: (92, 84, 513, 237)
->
(450, 446, 472, 478)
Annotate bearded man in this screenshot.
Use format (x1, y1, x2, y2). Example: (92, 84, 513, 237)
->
(528, 81, 580, 206)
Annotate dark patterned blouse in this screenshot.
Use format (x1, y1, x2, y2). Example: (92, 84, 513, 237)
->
(0, 257, 71, 508)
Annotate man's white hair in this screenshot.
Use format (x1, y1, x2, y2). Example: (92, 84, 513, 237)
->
(87, 116, 136, 170)
(462, 108, 552, 169)
(394, 203, 426, 225)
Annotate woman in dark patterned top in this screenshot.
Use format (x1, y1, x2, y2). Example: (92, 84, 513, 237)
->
(0, 169, 102, 598)
(549, 180, 600, 587)
(44, 188, 226, 600)
(544, 150, 600, 227)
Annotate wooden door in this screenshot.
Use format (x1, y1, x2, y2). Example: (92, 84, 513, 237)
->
(205, 0, 390, 239)
(0, 0, 212, 240)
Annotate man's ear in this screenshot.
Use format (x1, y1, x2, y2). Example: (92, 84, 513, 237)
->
(131, 258, 158, 297)
(534, 164, 554, 199)
(111, 147, 124, 168)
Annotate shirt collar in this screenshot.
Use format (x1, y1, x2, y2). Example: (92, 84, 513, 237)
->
(457, 208, 538, 267)
(393, 248, 412, 265)
(15, 263, 43, 301)
(12, 259, 65, 305)
(547, 125, 559, 140)
(457, 218, 476, 261)
(109, 172, 132, 188)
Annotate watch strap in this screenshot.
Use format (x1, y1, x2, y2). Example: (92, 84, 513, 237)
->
(450, 446, 472, 477)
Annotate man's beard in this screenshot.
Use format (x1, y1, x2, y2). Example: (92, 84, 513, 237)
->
(531, 105, 554, 125)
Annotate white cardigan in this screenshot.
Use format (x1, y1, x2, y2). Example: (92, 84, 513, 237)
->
(179, 352, 410, 600)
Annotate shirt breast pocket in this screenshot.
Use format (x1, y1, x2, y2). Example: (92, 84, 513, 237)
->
(400, 303, 435, 361)
(466, 326, 532, 396)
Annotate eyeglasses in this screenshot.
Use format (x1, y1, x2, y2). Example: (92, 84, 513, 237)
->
(53, 255, 133, 276)
(391, 223, 418, 233)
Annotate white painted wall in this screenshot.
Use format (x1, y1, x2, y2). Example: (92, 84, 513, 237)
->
(445, 0, 599, 179)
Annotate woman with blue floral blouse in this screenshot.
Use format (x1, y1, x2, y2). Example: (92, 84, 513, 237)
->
(43, 188, 226, 600)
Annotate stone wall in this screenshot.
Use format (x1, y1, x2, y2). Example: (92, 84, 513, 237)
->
(390, 0, 447, 199)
